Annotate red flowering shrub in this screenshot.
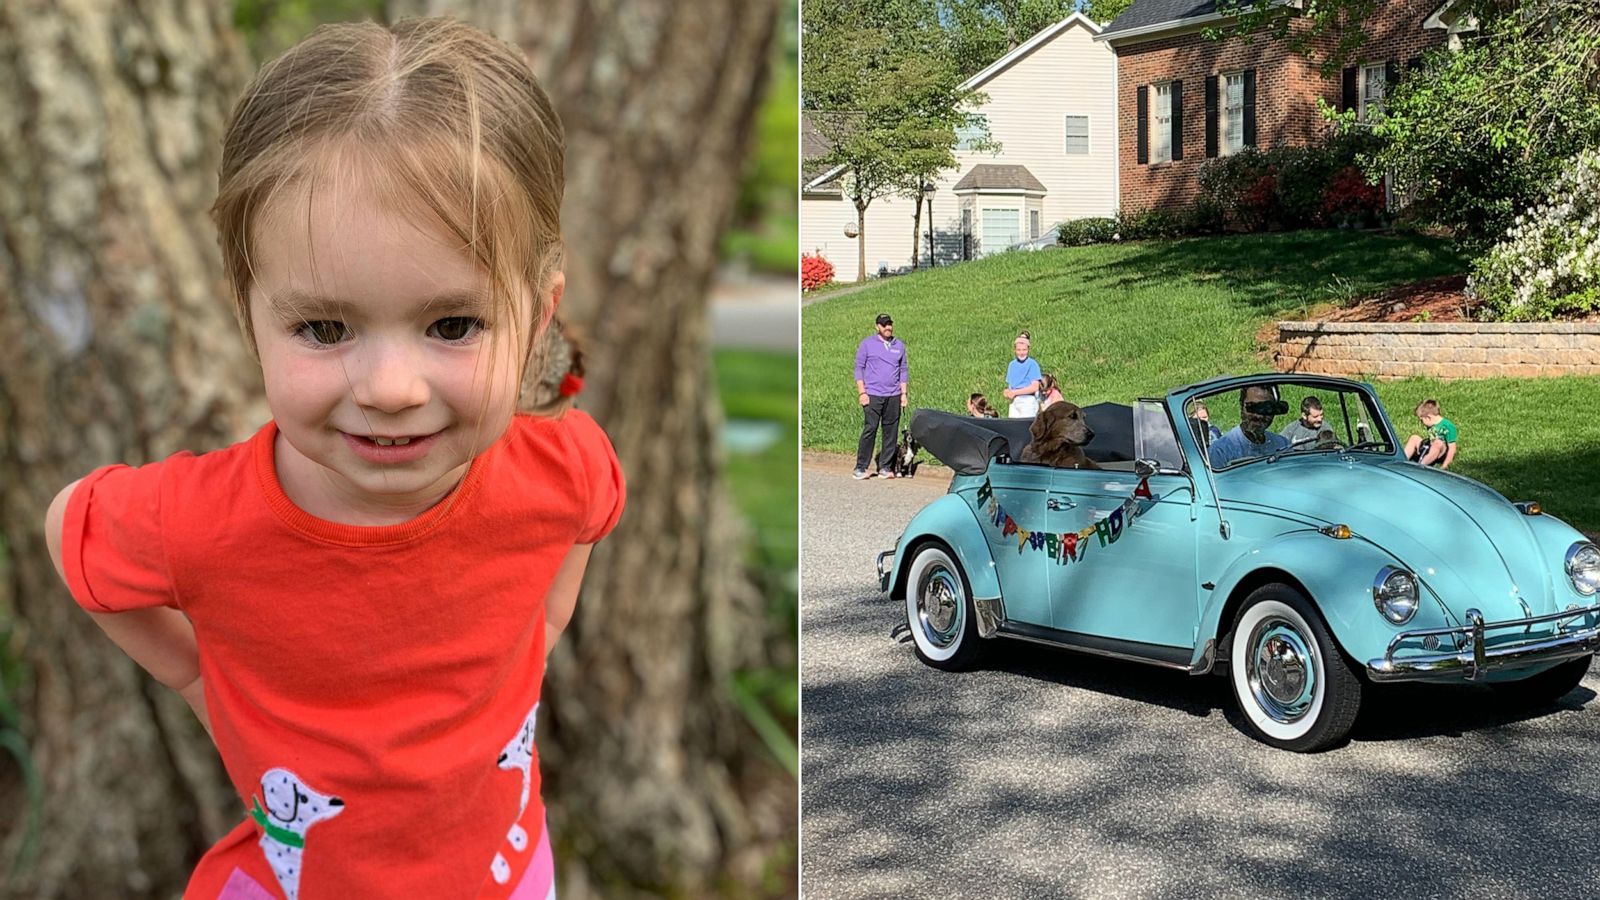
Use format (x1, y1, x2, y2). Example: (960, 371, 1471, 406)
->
(1239, 172, 1279, 231)
(801, 253, 835, 292)
(1319, 166, 1386, 227)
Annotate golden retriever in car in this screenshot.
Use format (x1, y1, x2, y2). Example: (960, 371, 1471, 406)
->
(1020, 401, 1100, 469)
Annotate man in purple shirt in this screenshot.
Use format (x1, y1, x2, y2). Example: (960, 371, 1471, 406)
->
(853, 313, 909, 479)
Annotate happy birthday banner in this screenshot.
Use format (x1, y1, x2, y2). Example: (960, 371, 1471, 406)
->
(974, 476, 1154, 567)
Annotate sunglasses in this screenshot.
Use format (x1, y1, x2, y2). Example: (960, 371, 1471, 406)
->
(1244, 400, 1289, 416)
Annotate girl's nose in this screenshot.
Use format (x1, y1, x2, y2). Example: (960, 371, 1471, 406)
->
(352, 341, 429, 413)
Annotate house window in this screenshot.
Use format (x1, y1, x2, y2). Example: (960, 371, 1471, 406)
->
(981, 208, 1021, 253)
(1152, 83, 1172, 163)
(1064, 115, 1089, 155)
(1221, 72, 1245, 155)
(1029, 209, 1041, 239)
(956, 114, 988, 151)
(1360, 63, 1386, 121)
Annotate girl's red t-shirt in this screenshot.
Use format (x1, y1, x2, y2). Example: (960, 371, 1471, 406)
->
(61, 411, 624, 900)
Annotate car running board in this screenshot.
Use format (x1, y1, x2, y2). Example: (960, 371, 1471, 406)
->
(996, 621, 1216, 675)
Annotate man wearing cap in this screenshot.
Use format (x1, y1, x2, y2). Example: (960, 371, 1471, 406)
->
(853, 313, 908, 479)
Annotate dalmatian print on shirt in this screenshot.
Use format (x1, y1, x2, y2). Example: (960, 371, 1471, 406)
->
(490, 701, 539, 885)
(252, 768, 344, 900)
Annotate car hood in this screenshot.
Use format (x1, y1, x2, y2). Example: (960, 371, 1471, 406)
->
(1218, 455, 1557, 621)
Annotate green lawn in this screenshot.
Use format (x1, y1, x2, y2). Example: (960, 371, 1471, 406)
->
(803, 230, 1600, 533)
(717, 349, 799, 566)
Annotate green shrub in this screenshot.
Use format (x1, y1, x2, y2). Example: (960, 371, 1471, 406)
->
(1468, 148, 1600, 321)
(1056, 216, 1118, 246)
(1196, 128, 1388, 232)
(1115, 206, 1189, 240)
(1181, 196, 1227, 235)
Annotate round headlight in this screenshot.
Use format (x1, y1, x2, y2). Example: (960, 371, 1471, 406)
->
(1567, 543, 1600, 596)
(1373, 566, 1419, 624)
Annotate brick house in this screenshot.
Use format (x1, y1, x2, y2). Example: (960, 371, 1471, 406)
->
(1096, 0, 1472, 213)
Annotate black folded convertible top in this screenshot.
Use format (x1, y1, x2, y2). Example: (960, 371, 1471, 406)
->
(909, 404, 1135, 474)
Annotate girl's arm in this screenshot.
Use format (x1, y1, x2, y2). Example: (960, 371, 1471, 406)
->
(545, 543, 594, 655)
(44, 481, 209, 733)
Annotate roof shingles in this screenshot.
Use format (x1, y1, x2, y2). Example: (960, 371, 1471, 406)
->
(952, 164, 1047, 193)
(1101, 0, 1220, 37)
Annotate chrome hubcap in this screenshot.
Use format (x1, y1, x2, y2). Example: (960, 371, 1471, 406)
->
(1246, 617, 1318, 724)
(916, 565, 962, 649)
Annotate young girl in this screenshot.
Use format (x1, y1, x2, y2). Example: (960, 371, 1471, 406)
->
(1037, 373, 1064, 410)
(1001, 331, 1042, 419)
(42, 18, 622, 900)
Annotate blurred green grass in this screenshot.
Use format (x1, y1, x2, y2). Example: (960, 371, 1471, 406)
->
(714, 349, 797, 775)
(802, 230, 1600, 533)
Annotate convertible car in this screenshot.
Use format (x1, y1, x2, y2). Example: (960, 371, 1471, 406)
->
(877, 374, 1600, 751)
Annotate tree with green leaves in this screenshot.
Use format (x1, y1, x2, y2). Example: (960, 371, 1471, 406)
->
(1359, 0, 1600, 247)
(1081, 0, 1134, 25)
(804, 0, 983, 279)
(939, 0, 1081, 76)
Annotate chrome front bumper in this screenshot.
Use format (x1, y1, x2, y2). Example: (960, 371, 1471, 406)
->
(1366, 602, 1600, 683)
(876, 550, 894, 593)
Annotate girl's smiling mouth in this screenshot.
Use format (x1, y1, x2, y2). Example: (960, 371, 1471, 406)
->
(341, 430, 443, 463)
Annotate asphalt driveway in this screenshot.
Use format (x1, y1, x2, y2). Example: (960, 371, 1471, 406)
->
(801, 454, 1600, 898)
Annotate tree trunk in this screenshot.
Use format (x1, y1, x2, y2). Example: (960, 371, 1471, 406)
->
(391, 2, 789, 896)
(0, 3, 256, 897)
(856, 200, 869, 281)
(910, 189, 924, 271)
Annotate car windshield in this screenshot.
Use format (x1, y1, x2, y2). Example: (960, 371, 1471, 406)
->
(1185, 381, 1394, 472)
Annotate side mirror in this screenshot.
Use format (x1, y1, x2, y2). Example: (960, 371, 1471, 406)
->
(1134, 458, 1158, 479)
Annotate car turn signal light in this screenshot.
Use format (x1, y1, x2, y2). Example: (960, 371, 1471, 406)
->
(1319, 524, 1352, 539)
(1514, 501, 1542, 516)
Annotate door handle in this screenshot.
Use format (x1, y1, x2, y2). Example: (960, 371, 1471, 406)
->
(1047, 497, 1077, 511)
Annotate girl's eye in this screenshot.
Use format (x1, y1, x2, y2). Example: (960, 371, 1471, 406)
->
(429, 316, 484, 342)
(296, 320, 349, 345)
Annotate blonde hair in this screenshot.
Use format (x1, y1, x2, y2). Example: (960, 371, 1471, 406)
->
(1416, 399, 1441, 416)
(210, 17, 572, 411)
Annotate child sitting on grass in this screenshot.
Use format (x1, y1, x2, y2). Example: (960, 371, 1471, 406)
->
(1404, 399, 1458, 469)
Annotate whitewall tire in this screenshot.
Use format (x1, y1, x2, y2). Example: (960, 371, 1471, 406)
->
(904, 542, 982, 671)
(1229, 584, 1362, 752)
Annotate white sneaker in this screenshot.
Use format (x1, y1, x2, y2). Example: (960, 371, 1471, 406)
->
(852, 469, 871, 480)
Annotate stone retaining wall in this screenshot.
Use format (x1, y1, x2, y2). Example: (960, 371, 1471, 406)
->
(1274, 321, 1600, 379)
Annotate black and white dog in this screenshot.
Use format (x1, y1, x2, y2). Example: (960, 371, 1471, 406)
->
(886, 427, 920, 478)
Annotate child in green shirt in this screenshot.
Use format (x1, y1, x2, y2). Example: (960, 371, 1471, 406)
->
(1404, 399, 1458, 469)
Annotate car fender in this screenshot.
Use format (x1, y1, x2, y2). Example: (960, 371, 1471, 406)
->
(1198, 530, 1454, 667)
(889, 493, 1000, 602)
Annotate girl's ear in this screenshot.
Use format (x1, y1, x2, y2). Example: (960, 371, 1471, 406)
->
(539, 271, 565, 335)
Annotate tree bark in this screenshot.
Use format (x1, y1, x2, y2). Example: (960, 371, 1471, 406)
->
(1, 0, 790, 897)
(0, 3, 256, 897)
(856, 200, 869, 281)
(390, 2, 790, 896)
(910, 188, 924, 270)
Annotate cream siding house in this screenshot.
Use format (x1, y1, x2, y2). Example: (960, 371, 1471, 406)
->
(802, 12, 1117, 282)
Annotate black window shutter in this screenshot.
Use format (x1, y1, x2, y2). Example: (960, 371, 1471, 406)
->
(1407, 55, 1422, 76)
(1243, 69, 1257, 147)
(1171, 79, 1184, 161)
(1205, 76, 1218, 157)
(1341, 66, 1357, 112)
(1136, 85, 1149, 164)
(1385, 60, 1398, 88)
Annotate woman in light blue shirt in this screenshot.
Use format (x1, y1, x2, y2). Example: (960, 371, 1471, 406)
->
(1002, 332, 1042, 418)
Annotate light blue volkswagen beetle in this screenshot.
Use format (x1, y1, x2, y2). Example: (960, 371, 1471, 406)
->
(877, 374, 1600, 751)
